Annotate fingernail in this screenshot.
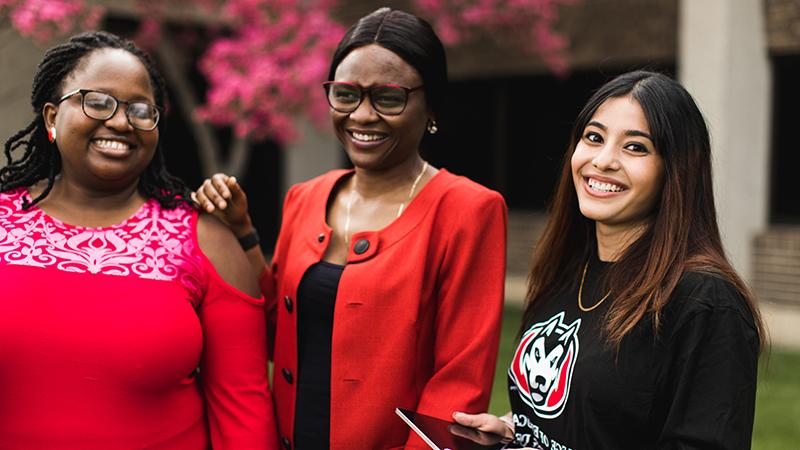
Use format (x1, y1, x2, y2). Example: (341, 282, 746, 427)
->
(219, 201, 227, 209)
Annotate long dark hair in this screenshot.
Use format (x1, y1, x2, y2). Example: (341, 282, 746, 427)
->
(522, 70, 765, 350)
(327, 7, 448, 120)
(0, 31, 191, 209)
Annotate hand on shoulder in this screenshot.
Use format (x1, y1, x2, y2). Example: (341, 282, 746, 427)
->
(193, 173, 254, 237)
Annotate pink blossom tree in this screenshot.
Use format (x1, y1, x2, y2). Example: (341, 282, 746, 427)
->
(1, 0, 575, 176)
(415, 0, 577, 76)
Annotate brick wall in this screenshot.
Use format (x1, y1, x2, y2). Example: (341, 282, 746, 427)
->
(766, 0, 800, 54)
(508, 212, 800, 309)
(753, 227, 800, 306)
(507, 211, 548, 276)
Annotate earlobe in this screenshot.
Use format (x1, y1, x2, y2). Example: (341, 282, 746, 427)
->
(42, 103, 58, 129)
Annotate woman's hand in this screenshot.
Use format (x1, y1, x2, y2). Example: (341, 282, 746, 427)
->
(193, 174, 253, 237)
(451, 411, 513, 440)
(451, 412, 540, 449)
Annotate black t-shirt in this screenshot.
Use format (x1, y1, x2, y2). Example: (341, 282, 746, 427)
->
(508, 254, 759, 450)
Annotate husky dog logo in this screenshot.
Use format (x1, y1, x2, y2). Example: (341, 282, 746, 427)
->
(509, 312, 581, 419)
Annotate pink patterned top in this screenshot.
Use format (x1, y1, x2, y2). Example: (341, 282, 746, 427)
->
(0, 188, 278, 449)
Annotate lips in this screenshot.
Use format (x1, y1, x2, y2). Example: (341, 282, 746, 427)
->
(347, 129, 389, 149)
(90, 137, 136, 158)
(582, 175, 628, 197)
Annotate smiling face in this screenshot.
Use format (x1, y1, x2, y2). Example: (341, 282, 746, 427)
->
(571, 95, 665, 231)
(43, 48, 159, 191)
(330, 44, 430, 171)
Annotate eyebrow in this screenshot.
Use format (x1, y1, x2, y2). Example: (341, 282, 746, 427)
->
(86, 87, 155, 103)
(586, 120, 654, 142)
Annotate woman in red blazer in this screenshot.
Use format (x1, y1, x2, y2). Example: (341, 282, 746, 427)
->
(195, 8, 507, 449)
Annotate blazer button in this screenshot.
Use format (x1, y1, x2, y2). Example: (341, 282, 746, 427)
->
(281, 437, 291, 449)
(284, 295, 293, 313)
(317, 233, 325, 243)
(353, 238, 370, 255)
(282, 368, 293, 384)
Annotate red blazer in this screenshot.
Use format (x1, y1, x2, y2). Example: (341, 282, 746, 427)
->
(260, 169, 507, 450)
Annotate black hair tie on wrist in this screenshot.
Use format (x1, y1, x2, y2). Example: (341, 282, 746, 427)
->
(237, 230, 260, 251)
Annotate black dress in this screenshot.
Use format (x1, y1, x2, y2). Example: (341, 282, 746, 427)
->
(293, 261, 344, 450)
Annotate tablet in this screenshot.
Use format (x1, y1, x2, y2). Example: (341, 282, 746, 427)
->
(395, 408, 523, 450)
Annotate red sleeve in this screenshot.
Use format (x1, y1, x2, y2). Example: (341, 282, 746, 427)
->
(260, 183, 299, 362)
(259, 266, 277, 361)
(406, 190, 508, 448)
(198, 267, 279, 449)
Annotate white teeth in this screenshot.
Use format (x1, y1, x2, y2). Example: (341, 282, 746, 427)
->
(588, 178, 624, 193)
(351, 132, 385, 142)
(94, 139, 130, 151)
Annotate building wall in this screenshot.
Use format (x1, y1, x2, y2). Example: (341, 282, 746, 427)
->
(767, 0, 800, 53)
(0, 28, 46, 167)
(336, 0, 678, 79)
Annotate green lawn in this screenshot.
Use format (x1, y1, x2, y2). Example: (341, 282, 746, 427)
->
(489, 305, 800, 449)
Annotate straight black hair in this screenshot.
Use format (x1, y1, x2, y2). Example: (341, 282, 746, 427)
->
(327, 7, 448, 120)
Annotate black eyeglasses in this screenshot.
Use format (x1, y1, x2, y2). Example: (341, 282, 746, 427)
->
(58, 89, 161, 131)
(323, 81, 423, 116)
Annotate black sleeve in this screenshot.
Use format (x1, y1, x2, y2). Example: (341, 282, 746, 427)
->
(656, 280, 760, 450)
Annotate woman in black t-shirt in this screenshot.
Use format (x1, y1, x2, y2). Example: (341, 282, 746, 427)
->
(453, 71, 765, 450)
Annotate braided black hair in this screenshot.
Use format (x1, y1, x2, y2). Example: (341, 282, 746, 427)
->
(0, 30, 191, 209)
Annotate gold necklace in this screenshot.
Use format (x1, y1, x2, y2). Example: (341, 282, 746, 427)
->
(344, 161, 428, 246)
(577, 260, 611, 312)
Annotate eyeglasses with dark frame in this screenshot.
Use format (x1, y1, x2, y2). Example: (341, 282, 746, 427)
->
(323, 81, 424, 116)
(57, 89, 162, 131)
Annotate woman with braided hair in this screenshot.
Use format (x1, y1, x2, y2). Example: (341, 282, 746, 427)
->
(0, 31, 278, 449)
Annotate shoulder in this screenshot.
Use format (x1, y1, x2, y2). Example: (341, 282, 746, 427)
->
(281, 169, 349, 212)
(433, 169, 506, 212)
(0, 187, 27, 204)
(663, 271, 758, 339)
(673, 271, 748, 311)
(196, 213, 260, 297)
(286, 169, 349, 201)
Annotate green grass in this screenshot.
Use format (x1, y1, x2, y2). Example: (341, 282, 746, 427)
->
(489, 304, 800, 449)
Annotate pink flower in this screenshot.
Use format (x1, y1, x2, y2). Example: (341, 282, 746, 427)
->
(412, 0, 576, 75)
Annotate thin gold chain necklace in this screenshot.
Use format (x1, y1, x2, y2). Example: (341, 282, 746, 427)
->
(577, 260, 611, 312)
(344, 161, 428, 246)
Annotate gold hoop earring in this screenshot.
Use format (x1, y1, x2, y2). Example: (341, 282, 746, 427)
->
(426, 119, 438, 135)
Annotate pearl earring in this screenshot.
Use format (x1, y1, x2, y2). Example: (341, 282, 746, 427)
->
(426, 119, 438, 134)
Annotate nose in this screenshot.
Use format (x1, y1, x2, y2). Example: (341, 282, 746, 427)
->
(104, 105, 133, 132)
(348, 93, 380, 123)
(591, 142, 620, 171)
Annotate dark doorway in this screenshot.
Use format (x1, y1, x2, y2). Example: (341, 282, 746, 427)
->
(770, 55, 800, 224)
(428, 66, 674, 210)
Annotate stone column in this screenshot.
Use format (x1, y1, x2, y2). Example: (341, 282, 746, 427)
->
(282, 118, 342, 196)
(678, 0, 772, 281)
(0, 30, 46, 169)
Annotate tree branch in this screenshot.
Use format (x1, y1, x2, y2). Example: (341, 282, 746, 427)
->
(223, 134, 251, 179)
(156, 34, 221, 176)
